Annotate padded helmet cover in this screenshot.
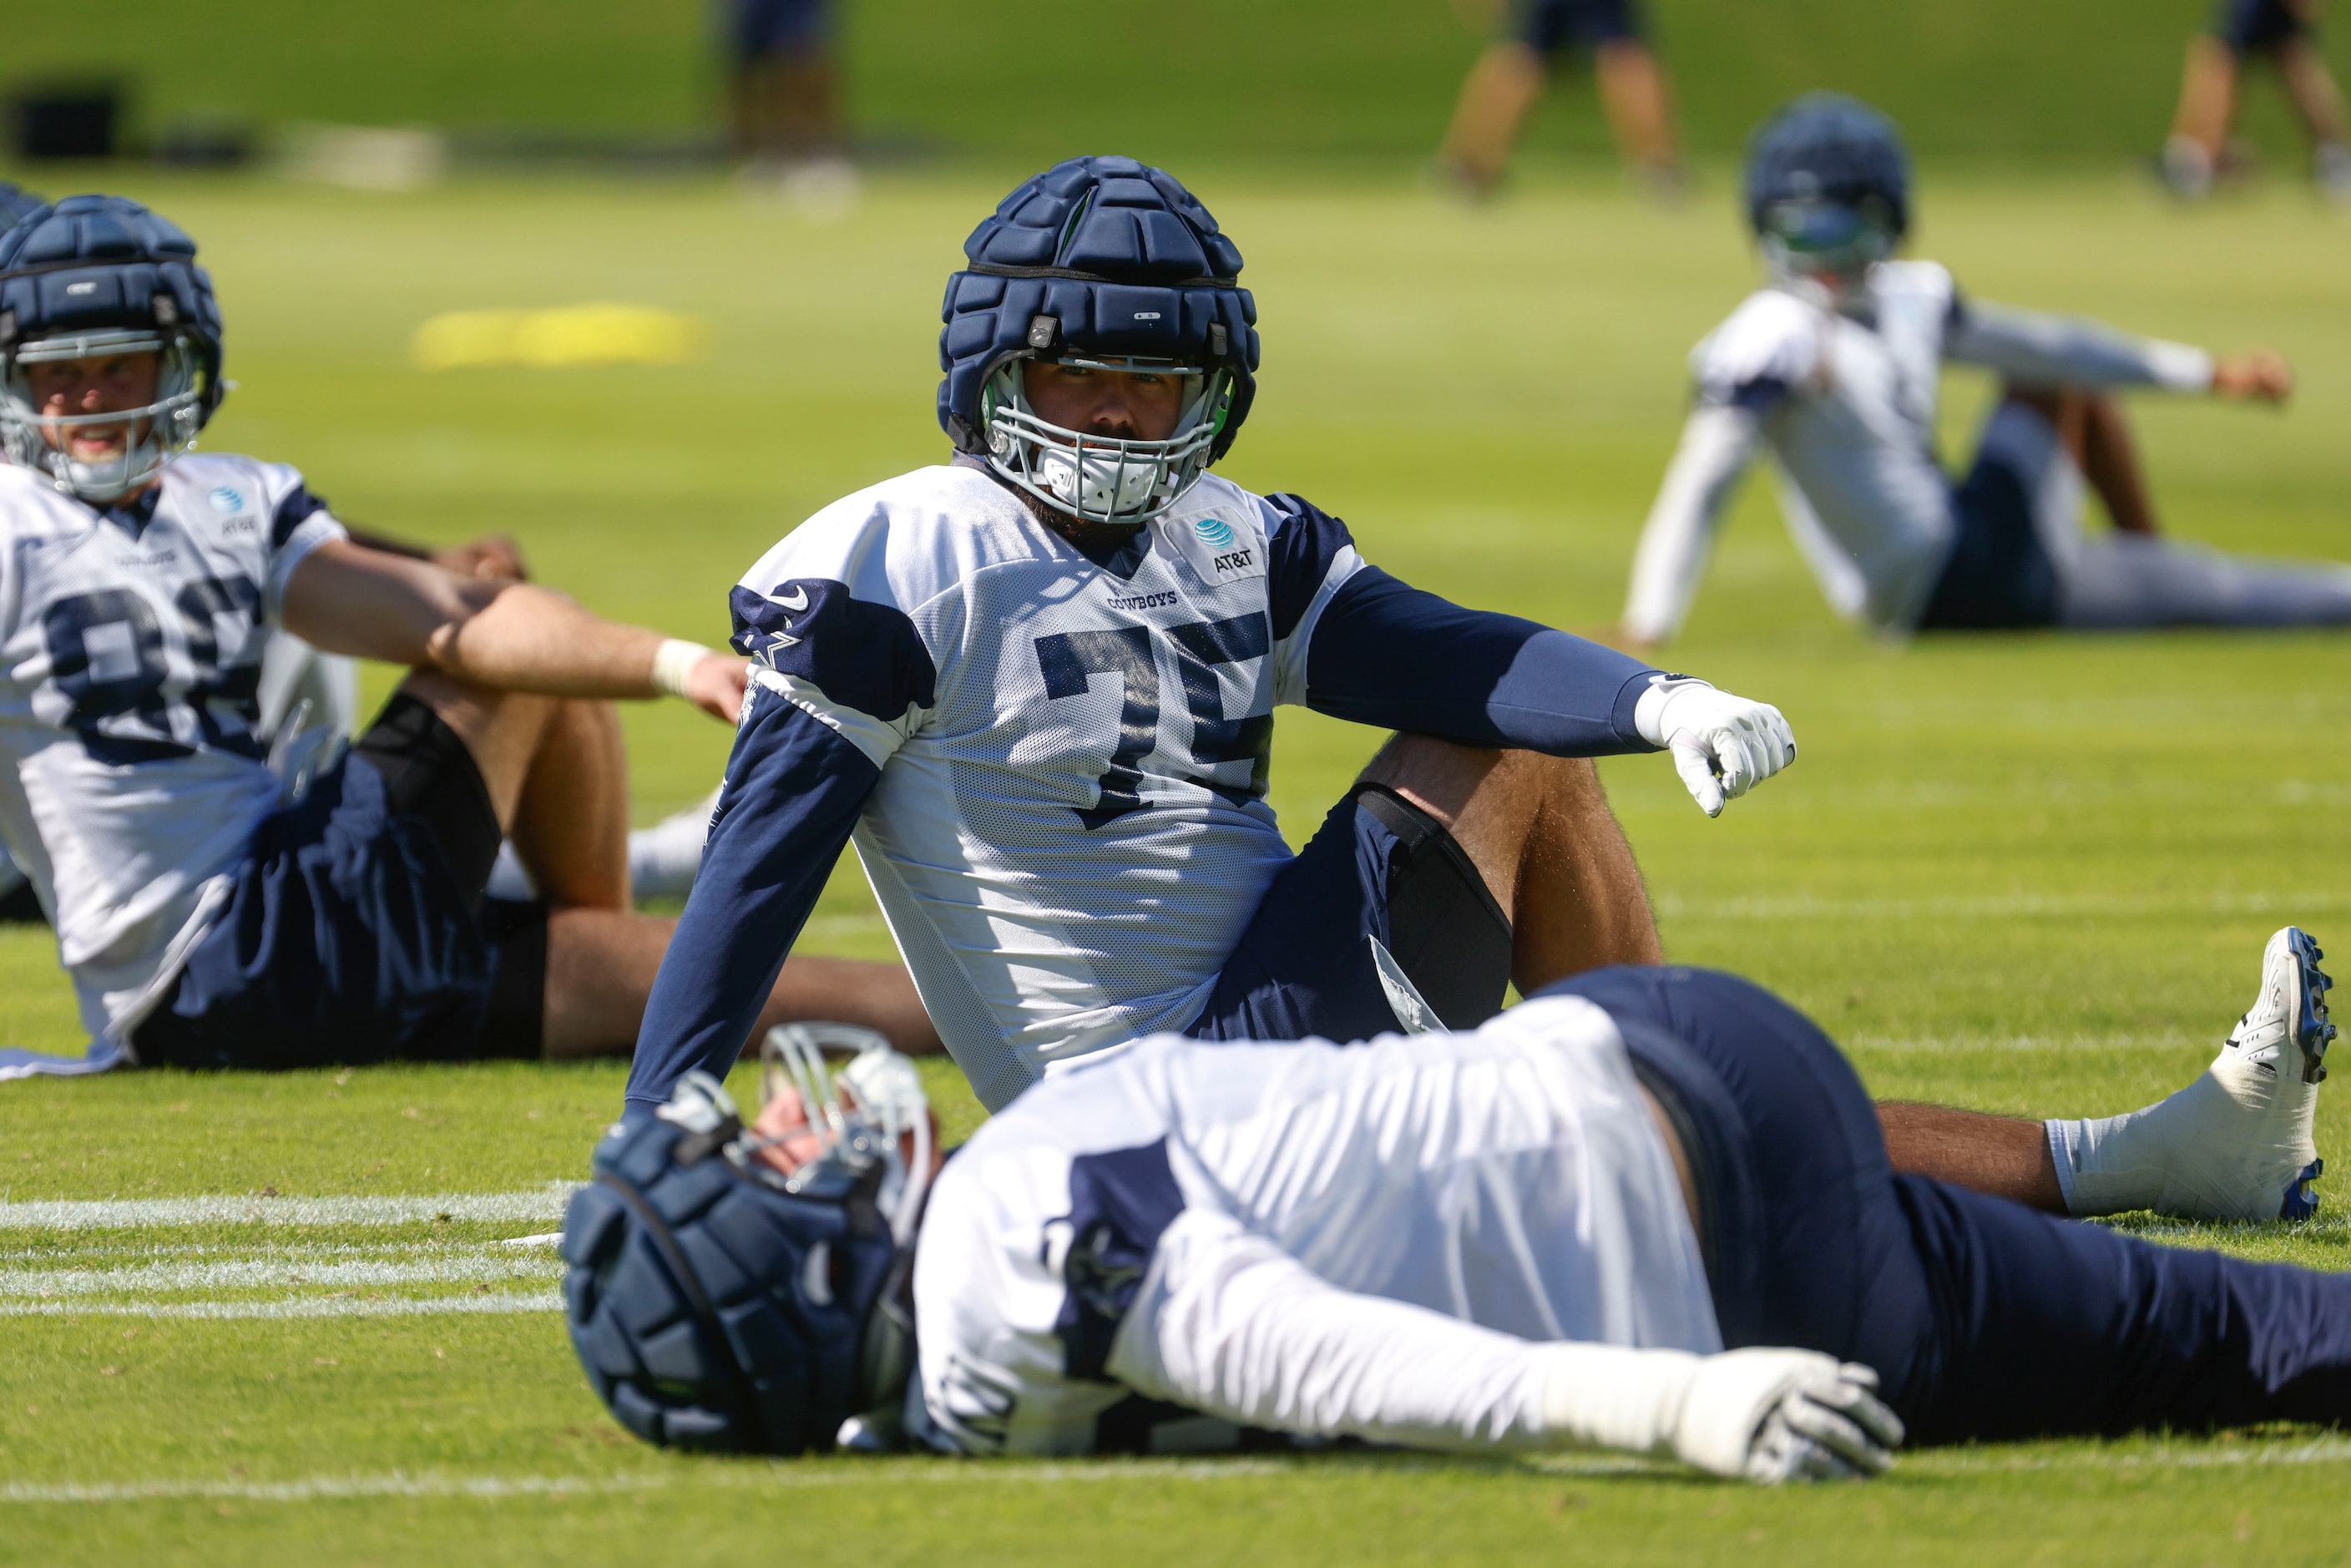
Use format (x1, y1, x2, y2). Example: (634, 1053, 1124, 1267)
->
(938, 154, 1259, 458)
(0, 195, 225, 379)
(562, 1109, 902, 1454)
(1742, 94, 1912, 242)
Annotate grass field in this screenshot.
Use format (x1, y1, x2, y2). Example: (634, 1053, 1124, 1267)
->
(6, 0, 2348, 164)
(5, 164, 2351, 1562)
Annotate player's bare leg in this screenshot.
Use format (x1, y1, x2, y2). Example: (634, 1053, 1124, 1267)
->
(2164, 35, 2238, 196)
(1362, 734, 1663, 989)
(2004, 384, 2160, 535)
(1593, 41, 1683, 190)
(1878, 1103, 2066, 1213)
(1438, 43, 1549, 193)
(539, 910, 938, 1061)
(2277, 38, 2351, 196)
(395, 669, 937, 1060)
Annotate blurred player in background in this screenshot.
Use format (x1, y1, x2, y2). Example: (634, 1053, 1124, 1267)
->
(0, 195, 930, 1079)
(2161, 0, 2351, 201)
(1618, 95, 2351, 649)
(1436, 0, 1684, 196)
(628, 156, 1797, 1120)
(722, 0, 859, 211)
(563, 928, 2343, 1468)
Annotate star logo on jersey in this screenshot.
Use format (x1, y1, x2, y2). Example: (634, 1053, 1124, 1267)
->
(1192, 517, 1236, 548)
(208, 487, 245, 514)
(748, 627, 802, 665)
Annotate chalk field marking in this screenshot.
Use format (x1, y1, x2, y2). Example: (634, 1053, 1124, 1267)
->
(1653, 890, 2351, 924)
(0, 1247, 564, 1298)
(0, 1291, 561, 1321)
(10, 1438, 2349, 1506)
(0, 1185, 582, 1232)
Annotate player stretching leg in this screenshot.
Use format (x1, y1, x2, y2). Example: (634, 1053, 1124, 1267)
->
(2163, 0, 2351, 201)
(0, 195, 932, 1079)
(626, 156, 1797, 1118)
(559, 927, 2347, 1473)
(1436, 0, 1683, 196)
(1619, 95, 2351, 649)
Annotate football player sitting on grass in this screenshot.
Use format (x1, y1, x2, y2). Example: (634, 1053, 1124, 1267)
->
(0, 195, 933, 1079)
(624, 154, 1800, 1124)
(1617, 94, 2351, 650)
(564, 927, 2344, 1473)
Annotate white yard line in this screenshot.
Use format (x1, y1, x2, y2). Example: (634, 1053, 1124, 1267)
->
(8, 1439, 2348, 1506)
(0, 1248, 560, 1297)
(1653, 889, 2351, 923)
(0, 1185, 582, 1232)
(0, 1291, 561, 1321)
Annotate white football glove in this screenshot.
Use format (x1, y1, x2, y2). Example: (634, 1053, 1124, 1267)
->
(1635, 676, 1797, 818)
(1674, 1349, 1903, 1485)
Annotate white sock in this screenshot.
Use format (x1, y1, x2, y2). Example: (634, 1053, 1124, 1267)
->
(2163, 134, 2215, 198)
(2045, 1040, 2318, 1222)
(629, 787, 722, 901)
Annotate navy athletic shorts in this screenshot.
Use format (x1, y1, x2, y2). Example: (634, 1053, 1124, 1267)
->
(1515, 0, 1645, 54)
(1549, 965, 2351, 1444)
(1186, 783, 1513, 1046)
(134, 694, 549, 1070)
(1916, 433, 2063, 631)
(725, 0, 830, 63)
(2213, 0, 2312, 56)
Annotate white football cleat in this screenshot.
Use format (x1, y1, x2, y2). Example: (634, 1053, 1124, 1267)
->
(2049, 927, 2333, 1222)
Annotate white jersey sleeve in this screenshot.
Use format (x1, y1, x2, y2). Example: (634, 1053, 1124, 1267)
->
(1621, 405, 1766, 645)
(1689, 290, 1826, 413)
(1109, 1205, 1557, 1449)
(1944, 296, 2214, 393)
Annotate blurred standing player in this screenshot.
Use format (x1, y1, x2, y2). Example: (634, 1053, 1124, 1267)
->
(1436, 0, 1684, 195)
(722, 0, 858, 210)
(2162, 0, 2351, 201)
(0, 195, 931, 1078)
(1619, 96, 2351, 649)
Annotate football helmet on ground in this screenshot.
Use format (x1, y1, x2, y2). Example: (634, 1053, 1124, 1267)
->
(938, 154, 1259, 525)
(1743, 95, 1911, 285)
(562, 1024, 932, 1453)
(0, 195, 226, 503)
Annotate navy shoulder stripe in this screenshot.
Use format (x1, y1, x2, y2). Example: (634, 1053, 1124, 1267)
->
(730, 578, 938, 722)
(1051, 1138, 1186, 1383)
(1261, 493, 1355, 642)
(269, 483, 329, 549)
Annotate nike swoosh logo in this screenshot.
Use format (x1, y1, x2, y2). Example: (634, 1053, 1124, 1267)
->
(775, 585, 810, 613)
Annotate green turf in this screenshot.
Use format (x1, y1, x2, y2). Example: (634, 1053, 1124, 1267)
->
(6, 166, 2351, 1561)
(5, 0, 2347, 164)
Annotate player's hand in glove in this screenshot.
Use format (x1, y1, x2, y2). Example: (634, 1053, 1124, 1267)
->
(1635, 676, 1797, 818)
(1674, 1349, 1903, 1485)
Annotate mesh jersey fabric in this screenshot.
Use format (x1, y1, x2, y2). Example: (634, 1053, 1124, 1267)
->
(0, 454, 345, 1044)
(913, 997, 1716, 1456)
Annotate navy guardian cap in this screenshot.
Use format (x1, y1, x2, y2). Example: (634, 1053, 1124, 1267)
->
(938, 155, 1259, 526)
(1743, 95, 1912, 283)
(0, 195, 226, 501)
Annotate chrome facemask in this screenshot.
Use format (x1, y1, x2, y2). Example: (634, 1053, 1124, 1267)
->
(0, 328, 212, 503)
(1756, 196, 1901, 294)
(981, 356, 1231, 527)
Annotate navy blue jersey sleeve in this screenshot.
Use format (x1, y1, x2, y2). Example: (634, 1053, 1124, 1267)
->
(624, 685, 881, 1111)
(1302, 566, 1661, 756)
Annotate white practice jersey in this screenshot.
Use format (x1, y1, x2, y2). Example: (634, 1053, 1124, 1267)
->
(0, 456, 346, 1045)
(1620, 260, 2213, 641)
(731, 464, 1361, 1110)
(913, 994, 1717, 1456)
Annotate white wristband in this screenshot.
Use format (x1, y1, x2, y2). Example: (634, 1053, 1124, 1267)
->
(650, 639, 713, 700)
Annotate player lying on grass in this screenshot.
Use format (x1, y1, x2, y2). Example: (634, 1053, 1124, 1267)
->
(624, 154, 1799, 1121)
(563, 926, 2343, 1475)
(1617, 94, 2351, 649)
(0, 195, 932, 1080)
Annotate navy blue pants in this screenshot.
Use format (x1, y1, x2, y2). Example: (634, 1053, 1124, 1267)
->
(1548, 966, 2351, 1444)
